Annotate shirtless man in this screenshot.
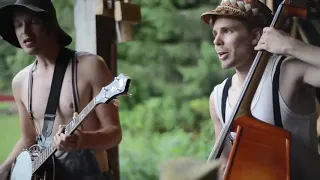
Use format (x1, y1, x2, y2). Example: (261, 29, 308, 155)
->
(201, 0, 320, 179)
(0, 0, 121, 179)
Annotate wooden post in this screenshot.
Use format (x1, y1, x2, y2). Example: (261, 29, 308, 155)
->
(74, 1, 140, 180)
(74, 1, 118, 179)
(74, 0, 117, 75)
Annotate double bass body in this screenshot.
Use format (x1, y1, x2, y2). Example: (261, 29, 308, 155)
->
(225, 116, 291, 180)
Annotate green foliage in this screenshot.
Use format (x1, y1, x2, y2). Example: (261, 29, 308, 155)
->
(0, 113, 21, 163)
(0, 0, 232, 179)
(116, 0, 231, 179)
(119, 121, 214, 180)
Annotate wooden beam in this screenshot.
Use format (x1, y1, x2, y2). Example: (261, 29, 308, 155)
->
(74, 1, 118, 180)
(116, 21, 133, 42)
(74, 0, 117, 74)
(96, 0, 141, 43)
(290, 17, 298, 38)
(96, 15, 117, 75)
(96, 0, 114, 18)
(114, 0, 141, 24)
(310, 19, 320, 35)
(114, 0, 141, 42)
(297, 21, 310, 44)
(75, 1, 141, 179)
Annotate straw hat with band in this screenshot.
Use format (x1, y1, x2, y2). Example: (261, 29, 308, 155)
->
(201, 0, 274, 29)
(0, 0, 72, 48)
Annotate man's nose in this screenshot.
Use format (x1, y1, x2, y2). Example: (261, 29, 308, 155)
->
(213, 34, 223, 46)
(21, 22, 31, 34)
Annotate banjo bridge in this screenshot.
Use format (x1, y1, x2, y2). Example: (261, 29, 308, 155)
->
(28, 144, 44, 160)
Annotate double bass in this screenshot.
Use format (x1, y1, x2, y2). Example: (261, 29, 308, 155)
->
(207, 0, 312, 179)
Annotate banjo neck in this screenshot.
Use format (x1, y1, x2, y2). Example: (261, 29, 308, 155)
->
(32, 98, 96, 173)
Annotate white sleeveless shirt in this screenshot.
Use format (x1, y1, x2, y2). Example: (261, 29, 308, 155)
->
(212, 55, 320, 180)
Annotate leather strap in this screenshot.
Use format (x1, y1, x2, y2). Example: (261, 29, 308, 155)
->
(42, 48, 73, 137)
(28, 49, 79, 139)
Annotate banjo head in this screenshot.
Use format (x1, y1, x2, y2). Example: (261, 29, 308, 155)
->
(10, 151, 33, 180)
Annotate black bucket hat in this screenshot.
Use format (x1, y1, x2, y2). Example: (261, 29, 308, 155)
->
(0, 0, 72, 48)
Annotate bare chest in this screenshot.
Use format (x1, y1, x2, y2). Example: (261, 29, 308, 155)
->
(227, 81, 270, 111)
(20, 67, 92, 135)
(227, 87, 242, 109)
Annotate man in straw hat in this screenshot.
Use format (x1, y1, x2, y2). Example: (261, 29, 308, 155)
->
(0, 0, 121, 179)
(201, 0, 320, 179)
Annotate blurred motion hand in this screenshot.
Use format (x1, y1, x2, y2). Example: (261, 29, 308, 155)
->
(53, 125, 83, 152)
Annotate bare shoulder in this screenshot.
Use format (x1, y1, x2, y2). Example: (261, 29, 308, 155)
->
(279, 56, 311, 90)
(209, 88, 215, 105)
(12, 64, 34, 97)
(279, 56, 315, 114)
(76, 52, 113, 84)
(76, 52, 106, 64)
(208, 79, 227, 109)
(280, 56, 308, 78)
(209, 85, 220, 120)
(76, 52, 107, 69)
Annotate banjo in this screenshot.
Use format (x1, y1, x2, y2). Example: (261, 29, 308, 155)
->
(9, 73, 131, 180)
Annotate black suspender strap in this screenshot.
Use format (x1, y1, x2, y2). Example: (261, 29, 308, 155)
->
(28, 60, 40, 139)
(316, 88, 320, 103)
(272, 57, 285, 129)
(221, 77, 232, 123)
(42, 48, 73, 137)
(221, 77, 234, 143)
(71, 53, 79, 113)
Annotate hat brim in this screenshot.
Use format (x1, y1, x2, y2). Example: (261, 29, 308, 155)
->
(201, 3, 273, 28)
(201, 11, 222, 25)
(201, 8, 246, 25)
(0, 4, 72, 48)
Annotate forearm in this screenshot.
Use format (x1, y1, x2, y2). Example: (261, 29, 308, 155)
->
(286, 38, 320, 68)
(218, 155, 228, 179)
(218, 139, 232, 179)
(78, 126, 122, 150)
(0, 138, 34, 171)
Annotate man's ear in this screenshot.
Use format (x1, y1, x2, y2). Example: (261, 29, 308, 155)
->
(251, 28, 263, 46)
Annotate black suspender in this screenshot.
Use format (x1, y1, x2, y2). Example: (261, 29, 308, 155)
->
(272, 57, 284, 128)
(221, 77, 232, 123)
(221, 77, 234, 143)
(221, 57, 285, 129)
(71, 53, 79, 113)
